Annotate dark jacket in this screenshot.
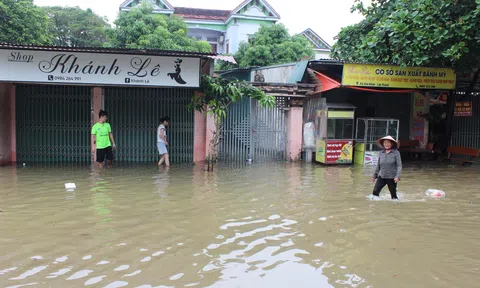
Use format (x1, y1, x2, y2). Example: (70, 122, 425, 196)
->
(373, 149, 402, 179)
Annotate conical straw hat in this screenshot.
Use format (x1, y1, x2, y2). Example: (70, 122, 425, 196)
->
(377, 135, 399, 149)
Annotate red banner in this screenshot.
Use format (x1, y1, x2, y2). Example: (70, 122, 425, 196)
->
(455, 101, 473, 117)
(325, 140, 353, 164)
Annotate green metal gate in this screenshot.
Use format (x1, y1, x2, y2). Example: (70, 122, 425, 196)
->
(218, 97, 287, 162)
(16, 84, 91, 163)
(104, 87, 194, 163)
(218, 97, 252, 162)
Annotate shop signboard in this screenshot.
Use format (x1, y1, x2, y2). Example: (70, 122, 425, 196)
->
(0, 49, 201, 88)
(324, 140, 353, 164)
(342, 64, 456, 90)
(455, 101, 473, 117)
(364, 151, 380, 166)
(316, 140, 326, 163)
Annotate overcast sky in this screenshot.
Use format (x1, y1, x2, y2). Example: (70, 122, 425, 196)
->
(34, 0, 366, 45)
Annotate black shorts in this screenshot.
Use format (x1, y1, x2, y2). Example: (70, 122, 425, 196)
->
(96, 146, 114, 163)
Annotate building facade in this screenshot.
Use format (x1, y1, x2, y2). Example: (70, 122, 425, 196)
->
(119, 0, 281, 54)
(119, 1, 331, 58)
(0, 44, 218, 165)
(0, 44, 311, 165)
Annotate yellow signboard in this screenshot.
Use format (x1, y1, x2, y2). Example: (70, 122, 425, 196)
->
(342, 64, 456, 90)
(315, 139, 326, 163)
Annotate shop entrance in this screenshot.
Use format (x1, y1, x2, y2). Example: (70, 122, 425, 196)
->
(16, 84, 92, 163)
(103, 87, 194, 163)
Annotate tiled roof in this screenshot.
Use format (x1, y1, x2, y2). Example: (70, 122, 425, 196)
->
(120, 1, 280, 21)
(174, 7, 231, 21)
(0, 43, 217, 58)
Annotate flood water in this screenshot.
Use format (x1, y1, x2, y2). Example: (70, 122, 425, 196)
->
(1, 162, 479, 288)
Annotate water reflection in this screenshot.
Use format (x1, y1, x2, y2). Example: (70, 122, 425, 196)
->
(0, 163, 479, 287)
(152, 168, 170, 198)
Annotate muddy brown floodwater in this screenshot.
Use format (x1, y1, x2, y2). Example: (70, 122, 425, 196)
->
(1, 162, 479, 288)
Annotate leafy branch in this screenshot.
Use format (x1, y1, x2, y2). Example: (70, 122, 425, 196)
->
(188, 75, 276, 117)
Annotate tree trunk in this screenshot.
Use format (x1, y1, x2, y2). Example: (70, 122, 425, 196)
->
(206, 116, 222, 172)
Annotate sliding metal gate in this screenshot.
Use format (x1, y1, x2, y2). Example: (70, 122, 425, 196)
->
(104, 87, 194, 163)
(218, 97, 287, 162)
(16, 84, 91, 163)
(451, 94, 480, 149)
(218, 97, 252, 162)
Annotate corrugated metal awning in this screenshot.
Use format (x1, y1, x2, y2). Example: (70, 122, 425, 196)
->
(0, 43, 217, 58)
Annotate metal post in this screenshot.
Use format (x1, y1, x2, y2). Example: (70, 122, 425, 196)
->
(250, 98, 255, 162)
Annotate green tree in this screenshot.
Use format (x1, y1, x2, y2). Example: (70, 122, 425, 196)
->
(43, 6, 109, 47)
(332, 0, 480, 72)
(332, 0, 480, 152)
(107, 3, 212, 53)
(0, 0, 51, 45)
(218, 24, 314, 70)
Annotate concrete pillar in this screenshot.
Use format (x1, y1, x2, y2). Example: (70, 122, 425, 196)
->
(0, 83, 15, 165)
(92, 87, 103, 124)
(0, 83, 11, 165)
(202, 59, 214, 76)
(286, 107, 304, 162)
(91, 87, 103, 163)
(195, 59, 215, 163)
(10, 84, 16, 163)
(193, 109, 207, 163)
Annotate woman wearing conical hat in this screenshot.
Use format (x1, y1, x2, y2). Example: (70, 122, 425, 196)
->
(371, 136, 403, 199)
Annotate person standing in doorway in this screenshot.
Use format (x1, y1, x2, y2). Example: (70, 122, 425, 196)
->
(371, 136, 402, 199)
(91, 110, 116, 169)
(157, 117, 170, 167)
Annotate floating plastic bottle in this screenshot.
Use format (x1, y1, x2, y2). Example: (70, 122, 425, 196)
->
(65, 183, 76, 191)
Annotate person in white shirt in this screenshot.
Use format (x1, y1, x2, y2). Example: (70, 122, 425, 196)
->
(157, 117, 170, 167)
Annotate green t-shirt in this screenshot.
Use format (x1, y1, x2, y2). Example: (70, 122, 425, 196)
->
(91, 122, 112, 149)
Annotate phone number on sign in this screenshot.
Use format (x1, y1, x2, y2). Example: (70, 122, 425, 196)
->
(49, 75, 82, 81)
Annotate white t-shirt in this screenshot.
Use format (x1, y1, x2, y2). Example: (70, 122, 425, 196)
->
(157, 124, 166, 143)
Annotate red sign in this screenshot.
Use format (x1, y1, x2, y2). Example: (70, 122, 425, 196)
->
(412, 93, 426, 145)
(455, 101, 473, 117)
(325, 140, 353, 164)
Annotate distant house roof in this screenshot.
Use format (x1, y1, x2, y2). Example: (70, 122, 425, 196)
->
(301, 28, 331, 51)
(230, 0, 280, 19)
(174, 7, 231, 21)
(120, 0, 280, 23)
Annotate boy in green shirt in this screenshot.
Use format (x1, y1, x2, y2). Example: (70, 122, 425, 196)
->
(91, 110, 116, 168)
